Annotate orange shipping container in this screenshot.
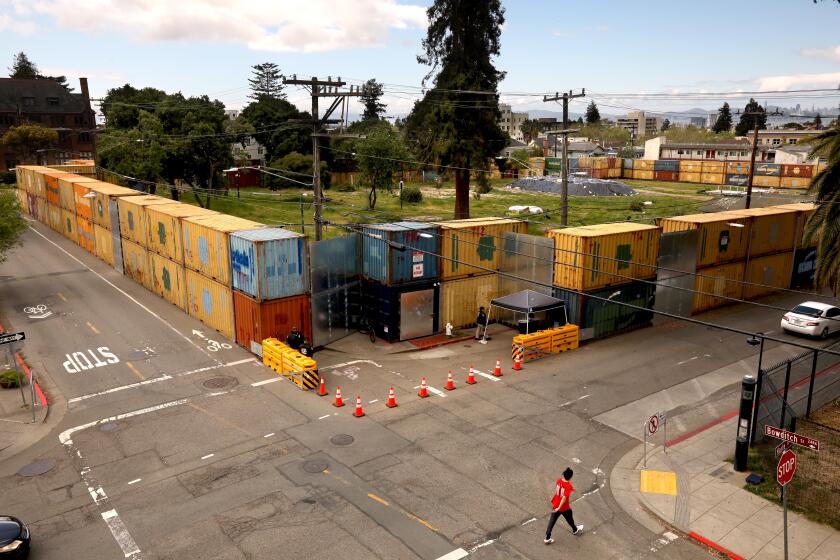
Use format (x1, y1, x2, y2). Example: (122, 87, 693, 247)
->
(701, 172, 724, 185)
(42, 170, 74, 199)
(233, 291, 312, 351)
(752, 175, 781, 188)
(118, 195, 178, 247)
(73, 180, 102, 220)
(77, 217, 96, 253)
(726, 207, 797, 257)
(185, 269, 234, 340)
(743, 252, 793, 299)
(57, 175, 96, 211)
(47, 203, 62, 232)
(632, 170, 654, 180)
(680, 171, 702, 183)
(60, 208, 77, 241)
(634, 160, 655, 171)
(182, 214, 265, 284)
(679, 160, 703, 173)
(779, 177, 810, 189)
(692, 261, 746, 314)
(658, 212, 751, 267)
(121, 238, 151, 289)
(780, 164, 813, 179)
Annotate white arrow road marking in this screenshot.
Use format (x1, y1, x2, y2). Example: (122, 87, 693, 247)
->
(474, 369, 501, 382)
(192, 329, 206, 339)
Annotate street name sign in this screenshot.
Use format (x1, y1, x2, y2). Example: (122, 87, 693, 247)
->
(0, 332, 25, 345)
(764, 425, 820, 451)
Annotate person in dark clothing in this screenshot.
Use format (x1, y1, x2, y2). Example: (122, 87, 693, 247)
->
(286, 327, 304, 350)
(475, 307, 488, 340)
(544, 467, 583, 544)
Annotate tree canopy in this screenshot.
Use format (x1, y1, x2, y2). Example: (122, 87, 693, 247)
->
(359, 79, 387, 121)
(0, 190, 27, 264)
(248, 63, 285, 100)
(8, 52, 73, 90)
(585, 101, 600, 124)
(239, 96, 311, 163)
(735, 98, 767, 136)
(712, 102, 733, 133)
(804, 123, 840, 292)
(1, 124, 59, 163)
(354, 123, 409, 209)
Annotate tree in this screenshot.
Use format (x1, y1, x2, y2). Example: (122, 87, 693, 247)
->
(0, 190, 27, 263)
(661, 119, 671, 131)
(712, 102, 733, 133)
(814, 113, 823, 129)
(406, 0, 507, 219)
(735, 98, 767, 136)
(359, 79, 386, 121)
(1, 124, 59, 163)
(248, 63, 285, 100)
(99, 112, 166, 195)
(9, 52, 38, 79)
(574, 123, 631, 144)
(663, 124, 732, 143)
(240, 97, 310, 162)
(803, 124, 840, 292)
(585, 101, 600, 124)
(520, 119, 542, 143)
(355, 125, 409, 208)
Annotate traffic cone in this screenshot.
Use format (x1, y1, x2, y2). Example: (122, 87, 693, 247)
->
(354, 395, 365, 417)
(445, 370, 456, 391)
(333, 386, 345, 407)
(513, 355, 522, 371)
(466, 366, 477, 385)
(386, 386, 398, 408)
(418, 377, 429, 398)
(317, 377, 327, 396)
(494, 359, 503, 377)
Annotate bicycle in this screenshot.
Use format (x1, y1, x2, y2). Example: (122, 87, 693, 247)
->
(358, 316, 377, 343)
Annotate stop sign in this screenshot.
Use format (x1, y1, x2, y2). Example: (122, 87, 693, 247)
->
(777, 449, 797, 486)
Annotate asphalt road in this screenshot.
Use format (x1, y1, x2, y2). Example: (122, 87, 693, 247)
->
(0, 220, 827, 560)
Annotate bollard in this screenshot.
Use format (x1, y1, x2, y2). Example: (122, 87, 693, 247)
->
(734, 375, 757, 472)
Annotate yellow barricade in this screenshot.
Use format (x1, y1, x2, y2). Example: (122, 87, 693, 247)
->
(262, 338, 319, 390)
(512, 325, 580, 362)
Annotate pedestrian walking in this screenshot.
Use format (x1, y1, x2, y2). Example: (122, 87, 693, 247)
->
(474, 306, 488, 340)
(544, 467, 583, 544)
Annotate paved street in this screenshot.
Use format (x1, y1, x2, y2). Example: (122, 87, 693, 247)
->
(0, 220, 827, 560)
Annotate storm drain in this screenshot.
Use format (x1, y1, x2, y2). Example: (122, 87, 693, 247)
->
(17, 459, 56, 477)
(202, 376, 238, 390)
(330, 434, 355, 446)
(303, 459, 329, 474)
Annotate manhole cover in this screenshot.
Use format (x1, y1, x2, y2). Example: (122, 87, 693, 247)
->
(202, 376, 238, 390)
(127, 351, 150, 361)
(100, 422, 119, 432)
(302, 459, 329, 473)
(330, 434, 354, 446)
(17, 459, 56, 477)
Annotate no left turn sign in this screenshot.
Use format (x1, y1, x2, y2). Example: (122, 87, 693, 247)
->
(648, 414, 659, 435)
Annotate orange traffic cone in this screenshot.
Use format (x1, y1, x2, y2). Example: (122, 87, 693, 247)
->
(317, 377, 327, 396)
(386, 386, 398, 408)
(418, 377, 429, 398)
(494, 359, 503, 377)
(354, 395, 365, 417)
(333, 386, 345, 407)
(445, 370, 456, 391)
(513, 355, 522, 371)
(466, 366, 477, 385)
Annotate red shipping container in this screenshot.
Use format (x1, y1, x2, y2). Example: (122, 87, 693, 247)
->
(780, 164, 813, 179)
(233, 290, 312, 351)
(654, 170, 679, 181)
(591, 168, 609, 179)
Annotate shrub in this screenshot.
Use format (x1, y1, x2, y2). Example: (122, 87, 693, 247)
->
(400, 186, 423, 203)
(0, 171, 16, 185)
(0, 370, 22, 389)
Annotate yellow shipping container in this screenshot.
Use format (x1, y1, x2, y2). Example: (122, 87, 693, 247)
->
(529, 157, 546, 169)
(146, 203, 217, 262)
(547, 222, 661, 291)
(701, 161, 725, 173)
(121, 238, 151, 289)
(58, 175, 96, 211)
(47, 163, 96, 176)
(780, 177, 810, 189)
(89, 183, 140, 230)
(817, 162, 827, 173)
(701, 172, 724, 185)
(693, 262, 746, 314)
(440, 274, 499, 329)
(752, 175, 781, 188)
(726, 207, 797, 257)
(94, 224, 115, 266)
(726, 161, 751, 175)
(72, 179, 102, 221)
(182, 214, 264, 284)
(15, 189, 28, 214)
(772, 203, 816, 248)
(77, 217, 96, 253)
(578, 156, 591, 169)
(634, 160, 655, 171)
(60, 208, 77, 242)
(658, 212, 751, 267)
(47, 203, 62, 232)
(743, 252, 793, 299)
(185, 268, 234, 340)
(679, 160, 703, 173)
(118, 195, 178, 247)
(680, 171, 702, 183)
(607, 168, 621, 178)
(149, 252, 187, 311)
(36, 198, 47, 223)
(432, 217, 528, 280)
(592, 157, 609, 170)
(632, 170, 654, 180)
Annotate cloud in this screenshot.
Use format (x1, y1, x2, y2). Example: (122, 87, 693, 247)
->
(0, 13, 36, 36)
(24, 0, 426, 53)
(755, 71, 840, 91)
(800, 45, 840, 61)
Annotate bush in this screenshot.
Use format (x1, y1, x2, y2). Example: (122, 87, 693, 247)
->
(0, 370, 22, 389)
(629, 201, 644, 212)
(0, 171, 16, 185)
(400, 186, 423, 203)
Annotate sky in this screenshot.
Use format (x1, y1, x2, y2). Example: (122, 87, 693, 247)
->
(2, 0, 840, 119)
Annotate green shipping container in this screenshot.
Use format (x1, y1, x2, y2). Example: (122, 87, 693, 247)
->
(553, 280, 655, 340)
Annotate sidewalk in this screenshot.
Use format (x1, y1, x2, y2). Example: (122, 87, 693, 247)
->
(610, 417, 840, 560)
(0, 351, 49, 457)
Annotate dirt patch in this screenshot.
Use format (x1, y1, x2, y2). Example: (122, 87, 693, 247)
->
(809, 397, 840, 428)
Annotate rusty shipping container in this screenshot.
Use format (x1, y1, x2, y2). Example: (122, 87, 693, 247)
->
(149, 252, 187, 311)
(633, 160, 655, 171)
(591, 168, 609, 179)
(680, 171, 702, 183)
(770, 203, 816, 249)
(632, 170, 654, 180)
(94, 224, 115, 267)
(679, 160, 703, 173)
(45, 172, 61, 205)
(701, 161, 725, 173)
(233, 291, 312, 351)
(752, 175, 781, 188)
(185, 268, 234, 340)
(146, 203, 217, 262)
(25, 193, 38, 221)
(182, 214, 264, 285)
(15, 189, 28, 215)
(89, 183, 140, 230)
(77, 217, 96, 254)
(548, 222, 661, 292)
(692, 262, 746, 314)
(727, 207, 797, 257)
(654, 170, 678, 181)
(658, 212, 751, 267)
(726, 161, 752, 175)
(57, 175, 95, 211)
(47, 203, 61, 232)
(118, 195, 177, 247)
(781, 164, 813, 179)
(72, 180, 103, 221)
(433, 217, 527, 280)
(743, 252, 794, 299)
(47, 163, 96, 176)
(36, 198, 46, 224)
(439, 274, 499, 329)
(779, 177, 810, 189)
(60, 208, 77, 242)
(701, 172, 724, 185)
(121, 238, 151, 289)
(43, 170, 76, 199)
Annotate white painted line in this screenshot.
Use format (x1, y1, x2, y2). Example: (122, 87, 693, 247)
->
(413, 385, 447, 398)
(100, 509, 141, 558)
(559, 394, 590, 407)
(127, 479, 141, 485)
(60, 398, 189, 446)
(318, 414, 331, 420)
(263, 433, 275, 438)
(201, 454, 214, 460)
(435, 549, 468, 560)
(474, 370, 501, 382)
(320, 359, 382, 370)
(677, 355, 700, 366)
(521, 517, 537, 526)
(69, 374, 174, 404)
(224, 358, 257, 367)
(368, 399, 379, 404)
(663, 531, 679, 542)
(251, 377, 281, 387)
(468, 539, 495, 553)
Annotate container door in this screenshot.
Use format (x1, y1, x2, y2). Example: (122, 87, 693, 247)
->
(109, 199, 124, 274)
(653, 230, 697, 318)
(399, 289, 435, 340)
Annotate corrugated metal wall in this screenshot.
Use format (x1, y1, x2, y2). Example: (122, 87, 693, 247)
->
(230, 228, 309, 300)
(185, 268, 234, 339)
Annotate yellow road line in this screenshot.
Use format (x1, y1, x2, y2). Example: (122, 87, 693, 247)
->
(187, 402, 253, 437)
(86, 321, 100, 334)
(367, 493, 390, 507)
(57, 292, 67, 302)
(126, 362, 145, 381)
(404, 512, 438, 532)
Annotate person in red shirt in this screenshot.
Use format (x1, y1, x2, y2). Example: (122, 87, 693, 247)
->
(544, 467, 583, 544)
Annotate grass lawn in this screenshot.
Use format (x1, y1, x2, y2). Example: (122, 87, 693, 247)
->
(159, 178, 711, 239)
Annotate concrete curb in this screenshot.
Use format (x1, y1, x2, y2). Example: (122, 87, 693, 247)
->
(0, 321, 49, 421)
(688, 531, 747, 560)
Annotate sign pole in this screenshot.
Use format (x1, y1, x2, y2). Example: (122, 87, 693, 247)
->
(663, 413, 667, 454)
(10, 343, 27, 407)
(782, 484, 788, 560)
(29, 367, 36, 422)
(643, 422, 647, 468)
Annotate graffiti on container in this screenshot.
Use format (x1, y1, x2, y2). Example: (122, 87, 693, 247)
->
(206, 339, 233, 352)
(477, 236, 496, 261)
(615, 244, 632, 269)
(63, 347, 120, 374)
(157, 222, 166, 245)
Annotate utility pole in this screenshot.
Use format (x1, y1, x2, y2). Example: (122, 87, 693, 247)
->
(543, 89, 585, 225)
(742, 108, 782, 209)
(283, 75, 363, 240)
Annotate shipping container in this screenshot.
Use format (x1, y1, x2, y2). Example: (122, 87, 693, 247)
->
(817, 162, 827, 174)
(781, 164, 813, 179)
(751, 175, 781, 188)
(72, 179, 102, 221)
(743, 252, 794, 299)
(14, 168, 26, 191)
(727, 207, 797, 257)
(692, 261, 745, 314)
(658, 212, 751, 267)
(46, 203, 61, 232)
(15, 189, 28, 215)
(41, 170, 75, 199)
(701, 161, 725, 173)
(591, 168, 609, 179)
(701, 172, 725, 185)
(654, 170, 678, 181)
(94, 224, 115, 267)
(592, 157, 609, 170)
(229, 227, 310, 300)
(88, 183, 141, 229)
(680, 171, 702, 183)
(725, 174, 750, 187)
(60, 208, 77, 242)
(433, 217, 528, 280)
(790, 247, 817, 290)
(779, 177, 810, 189)
(145, 203, 217, 262)
(361, 279, 439, 342)
(182, 214, 265, 285)
(118, 195, 178, 247)
(439, 274, 499, 329)
(553, 280, 656, 341)
(632, 170, 654, 180)
(753, 163, 781, 177)
(185, 268, 234, 340)
(679, 160, 703, 173)
(578, 156, 591, 169)
(609, 157, 621, 169)
(36, 197, 46, 224)
(45, 172, 60, 205)
(634, 159, 655, 171)
(149, 252, 187, 310)
(726, 161, 752, 175)
(26, 193, 39, 220)
(121, 238, 151, 289)
(233, 291, 312, 351)
(360, 222, 439, 286)
(57, 175, 96, 211)
(654, 160, 680, 172)
(623, 158, 635, 170)
(47, 163, 96, 176)
(77, 217, 95, 253)
(548, 222, 660, 291)
(772, 202, 817, 248)
(607, 167, 621, 178)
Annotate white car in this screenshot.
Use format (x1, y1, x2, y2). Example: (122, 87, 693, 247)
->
(781, 301, 840, 338)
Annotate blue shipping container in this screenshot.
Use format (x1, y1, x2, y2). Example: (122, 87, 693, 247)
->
(230, 227, 309, 301)
(362, 222, 440, 285)
(726, 174, 750, 186)
(654, 160, 680, 172)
